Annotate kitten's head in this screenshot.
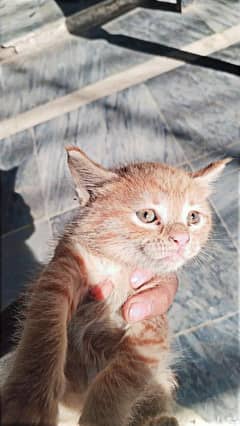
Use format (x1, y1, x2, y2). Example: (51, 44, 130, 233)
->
(67, 147, 230, 274)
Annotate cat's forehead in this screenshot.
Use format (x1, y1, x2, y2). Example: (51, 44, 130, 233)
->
(118, 162, 194, 197)
(107, 162, 204, 209)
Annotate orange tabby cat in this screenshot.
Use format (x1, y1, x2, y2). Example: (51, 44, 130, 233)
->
(1, 147, 230, 426)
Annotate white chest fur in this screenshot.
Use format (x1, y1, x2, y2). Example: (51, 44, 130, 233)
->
(75, 244, 132, 315)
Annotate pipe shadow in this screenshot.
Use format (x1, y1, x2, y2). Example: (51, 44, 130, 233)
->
(85, 28, 240, 76)
(55, 1, 239, 77)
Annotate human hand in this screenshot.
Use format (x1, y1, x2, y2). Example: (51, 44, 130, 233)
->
(122, 270, 178, 323)
(91, 270, 178, 323)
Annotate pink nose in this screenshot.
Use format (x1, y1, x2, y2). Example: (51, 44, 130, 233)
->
(168, 232, 190, 247)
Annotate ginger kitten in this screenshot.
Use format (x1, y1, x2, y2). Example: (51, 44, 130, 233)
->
(1, 148, 231, 426)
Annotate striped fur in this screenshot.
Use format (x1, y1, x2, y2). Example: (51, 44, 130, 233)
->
(1, 148, 230, 426)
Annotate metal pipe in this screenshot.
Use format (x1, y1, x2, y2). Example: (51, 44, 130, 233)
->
(66, 0, 182, 35)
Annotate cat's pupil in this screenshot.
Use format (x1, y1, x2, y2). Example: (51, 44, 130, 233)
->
(144, 210, 155, 222)
(136, 209, 156, 223)
(187, 210, 200, 225)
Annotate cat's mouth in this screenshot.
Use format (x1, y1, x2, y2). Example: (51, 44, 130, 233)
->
(139, 244, 187, 273)
(161, 249, 184, 262)
(141, 244, 185, 262)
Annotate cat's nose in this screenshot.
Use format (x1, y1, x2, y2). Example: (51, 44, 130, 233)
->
(168, 231, 190, 248)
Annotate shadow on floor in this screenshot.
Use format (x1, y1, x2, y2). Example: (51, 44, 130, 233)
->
(1, 168, 34, 236)
(1, 168, 42, 356)
(55, 1, 240, 77)
(85, 28, 240, 76)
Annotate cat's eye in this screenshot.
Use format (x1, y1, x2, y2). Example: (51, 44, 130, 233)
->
(187, 210, 201, 226)
(136, 209, 157, 224)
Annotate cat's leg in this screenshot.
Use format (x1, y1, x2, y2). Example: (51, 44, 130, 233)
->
(79, 351, 151, 426)
(127, 385, 179, 426)
(2, 243, 88, 426)
(122, 309, 178, 426)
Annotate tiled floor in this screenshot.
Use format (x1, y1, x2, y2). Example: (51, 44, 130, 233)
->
(0, 0, 239, 424)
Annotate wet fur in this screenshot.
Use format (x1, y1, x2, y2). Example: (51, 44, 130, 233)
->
(1, 149, 230, 426)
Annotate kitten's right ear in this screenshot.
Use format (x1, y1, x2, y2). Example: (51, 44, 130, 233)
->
(66, 146, 117, 205)
(191, 157, 232, 183)
(190, 157, 232, 197)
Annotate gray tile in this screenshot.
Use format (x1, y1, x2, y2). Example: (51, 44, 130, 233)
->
(174, 313, 239, 423)
(50, 208, 79, 239)
(34, 83, 186, 217)
(105, 3, 213, 48)
(0, 131, 46, 234)
(0, 130, 34, 170)
(0, 35, 147, 120)
(168, 213, 238, 334)
(182, 0, 194, 6)
(0, 0, 62, 44)
(211, 170, 239, 247)
(1, 219, 53, 308)
(187, 142, 240, 175)
(0, 1, 213, 120)
(190, 153, 239, 247)
(212, 42, 240, 66)
(194, 0, 240, 33)
(3, 0, 236, 48)
(146, 52, 240, 161)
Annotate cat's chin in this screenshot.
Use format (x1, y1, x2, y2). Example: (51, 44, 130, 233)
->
(149, 251, 190, 273)
(139, 249, 186, 274)
(153, 260, 184, 274)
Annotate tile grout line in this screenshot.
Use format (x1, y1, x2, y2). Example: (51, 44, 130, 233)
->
(176, 140, 240, 167)
(210, 199, 239, 252)
(0, 24, 240, 141)
(174, 311, 238, 338)
(29, 127, 53, 239)
(1, 204, 79, 239)
(0, 18, 72, 63)
(0, 2, 145, 64)
(1, 219, 46, 239)
(195, 161, 238, 252)
(145, 83, 193, 170)
(0, 1, 225, 61)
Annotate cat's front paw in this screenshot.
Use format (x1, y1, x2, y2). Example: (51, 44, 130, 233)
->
(142, 415, 179, 426)
(2, 394, 58, 426)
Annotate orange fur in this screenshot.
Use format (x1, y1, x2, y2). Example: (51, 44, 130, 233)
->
(1, 148, 230, 426)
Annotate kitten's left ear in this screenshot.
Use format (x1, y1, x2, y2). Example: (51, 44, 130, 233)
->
(191, 157, 232, 192)
(66, 146, 117, 205)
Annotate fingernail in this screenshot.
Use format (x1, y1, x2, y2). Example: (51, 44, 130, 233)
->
(131, 271, 148, 288)
(130, 270, 153, 288)
(130, 271, 142, 288)
(128, 303, 151, 322)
